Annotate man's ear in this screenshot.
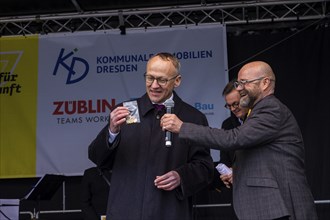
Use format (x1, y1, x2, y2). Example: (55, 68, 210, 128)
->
(174, 75, 181, 88)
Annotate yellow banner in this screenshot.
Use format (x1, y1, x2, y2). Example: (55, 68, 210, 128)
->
(0, 35, 38, 178)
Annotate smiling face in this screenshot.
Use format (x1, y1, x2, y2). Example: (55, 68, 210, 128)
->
(145, 55, 181, 104)
(236, 61, 275, 108)
(225, 89, 249, 119)
(237, 77, 262, 109)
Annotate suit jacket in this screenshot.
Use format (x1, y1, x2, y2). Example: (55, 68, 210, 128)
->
(179, 95, 317, 220)
(81, 167, 111, 220)
(220, 114, 241, 166)
(88, 92, 214, 220)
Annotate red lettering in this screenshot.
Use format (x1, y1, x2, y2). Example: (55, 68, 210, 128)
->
(77, 100, 88, 114)
(53, 99, 116, 115)
(88, 100, 96, 113)
(65, 101, 76, 115)
(53, 101, 64, 115)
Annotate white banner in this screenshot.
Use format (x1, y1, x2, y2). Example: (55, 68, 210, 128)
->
(37, 25, 229, 176)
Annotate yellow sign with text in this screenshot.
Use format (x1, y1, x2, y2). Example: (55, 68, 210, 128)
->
(0, 36, 38, 178)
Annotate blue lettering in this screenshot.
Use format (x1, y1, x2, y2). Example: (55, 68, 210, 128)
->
(66, 57, 89, 84)
(96, 64, 138, 73)
(194, 102, 214, 110)
(53, 48, 89, 84)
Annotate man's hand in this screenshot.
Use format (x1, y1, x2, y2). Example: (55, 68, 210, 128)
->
(160, 114, 183, 133)
(109, 106, 129, 133)
(220, 170, 233, 189)
(154, 171, 181, 191)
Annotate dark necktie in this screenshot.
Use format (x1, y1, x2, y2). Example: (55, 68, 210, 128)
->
(154, 104, 165, 120)
(153, 104, 165, 111)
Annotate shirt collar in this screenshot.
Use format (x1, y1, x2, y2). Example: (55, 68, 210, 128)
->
(152, 93, 174, 105)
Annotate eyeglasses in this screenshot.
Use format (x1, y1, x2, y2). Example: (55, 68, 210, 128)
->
(144, 73, 178, 86)
(234, 76, 265, 89)
(224, 102, 239, 110)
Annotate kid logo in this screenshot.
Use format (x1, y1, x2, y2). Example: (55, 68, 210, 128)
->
(53, 48, 89, 84)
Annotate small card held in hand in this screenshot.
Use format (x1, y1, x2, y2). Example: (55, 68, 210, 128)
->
(123, 100, 140, 124)
(215, 163, 232, 175)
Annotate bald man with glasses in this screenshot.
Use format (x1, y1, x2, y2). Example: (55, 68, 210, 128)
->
(162, 61, 317, 220)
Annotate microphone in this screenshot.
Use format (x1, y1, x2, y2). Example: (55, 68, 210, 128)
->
(164, 99, 175, 147)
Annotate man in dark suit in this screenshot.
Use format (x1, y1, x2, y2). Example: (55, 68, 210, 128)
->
(81, 166, 111, 220)
(88, 52, 214, 220)
(162, 61, 317, 220)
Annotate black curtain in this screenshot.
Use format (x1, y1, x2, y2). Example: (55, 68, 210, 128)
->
(227, 24, 330, 219)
